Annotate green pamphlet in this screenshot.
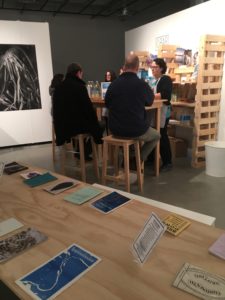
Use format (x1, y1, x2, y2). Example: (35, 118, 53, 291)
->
(64, 186, 103, 205)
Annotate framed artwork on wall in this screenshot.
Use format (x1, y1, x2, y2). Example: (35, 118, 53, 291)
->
(0, 44, 41, 111)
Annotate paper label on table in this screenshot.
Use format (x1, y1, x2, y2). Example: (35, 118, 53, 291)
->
(0, 227, 47, 263)
(209, 234, 225, 260)
(64, 186, 103, 205)
(0, 218, 23, 237)
(173, 262, 225, 299)
(132, 212, 167, 264)
(16, 243, 101, 300)
(44, 180, 79, 195)
(91, 191, 131, 214)
(163, 214, 191, 236)
(20, 171, 42, 179)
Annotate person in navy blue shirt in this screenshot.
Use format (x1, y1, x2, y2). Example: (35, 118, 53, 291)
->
(105, 53, 160, 163)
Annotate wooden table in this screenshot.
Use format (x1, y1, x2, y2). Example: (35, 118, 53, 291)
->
(91, 97, 163, 176)
(0, 169, 224, 300)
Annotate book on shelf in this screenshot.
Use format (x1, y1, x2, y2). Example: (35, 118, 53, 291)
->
(16, 243, 101, 300)
(4, 161, 28, 175)
(91, 191, 131, 214)
(64, 186, 103, 205)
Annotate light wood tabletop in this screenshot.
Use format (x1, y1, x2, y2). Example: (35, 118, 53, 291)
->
(0, 168, 224, 299)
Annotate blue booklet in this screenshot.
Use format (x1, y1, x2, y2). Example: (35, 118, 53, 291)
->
(91, 191, 131, 214)
(24, 172, 57, 187)
(16, 244, 101, 300)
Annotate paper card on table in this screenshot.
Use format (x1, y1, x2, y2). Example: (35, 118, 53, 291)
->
(91, 191, 131, 214)
(4, 161, 28, 175)
(64, 186, 103, 205)
(0, 227, 47, 263)
(209, 234, 225, 260)
(44, 180, 79, 195)
(0, 218, 23, 237)
(132, 212, 167, 264)
(172, 262, 225, 299)
(16, 243, 101, 300)
(20, 171, 42, 179)
(163, 214, 191, 236)
(24, 172, 57, 187)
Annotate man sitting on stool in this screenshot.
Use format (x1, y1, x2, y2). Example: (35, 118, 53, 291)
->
(105, 53, 160, 166)
(53, 62, 103, 160)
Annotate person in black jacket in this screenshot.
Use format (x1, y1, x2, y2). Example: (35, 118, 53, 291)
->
(151, 58, 173, 171)
(53, 63, 103, 156)
(105, 54, 160, 163)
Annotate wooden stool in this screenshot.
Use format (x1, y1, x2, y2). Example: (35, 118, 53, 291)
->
(60, 134, 99, 182)
(102, 135, 144, 193)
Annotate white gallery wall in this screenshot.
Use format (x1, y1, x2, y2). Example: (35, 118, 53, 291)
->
(0, 20, 53, 147)
(125, 0, 225, 141)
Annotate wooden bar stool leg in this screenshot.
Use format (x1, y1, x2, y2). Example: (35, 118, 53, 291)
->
(102, 141, 108, 185)
(123, 144, 130, 193)
(60, 145, 66, 175)
(134, 142, 143, 193)
(52, 124, 56, 161)
(91, 138, 100, 180)
(78, 135, 86, 182)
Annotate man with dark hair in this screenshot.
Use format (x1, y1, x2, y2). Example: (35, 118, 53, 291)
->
(53, 62, 103, 153)
(105, 53, 160, 163)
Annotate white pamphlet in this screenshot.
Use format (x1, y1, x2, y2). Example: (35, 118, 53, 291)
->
(132, 212, 167, 264)
(0, 218, 24, 237)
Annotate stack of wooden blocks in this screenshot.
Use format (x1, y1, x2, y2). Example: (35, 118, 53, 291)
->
(192, 34, 225, 167)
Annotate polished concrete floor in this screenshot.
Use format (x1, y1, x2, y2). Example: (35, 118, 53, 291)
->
(1, 142, 225, 230)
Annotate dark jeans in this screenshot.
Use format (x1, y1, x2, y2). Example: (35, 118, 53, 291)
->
(160, 117, 172, 165)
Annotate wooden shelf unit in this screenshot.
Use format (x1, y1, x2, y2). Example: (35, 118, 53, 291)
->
(132, 50, 149, 70)
(158, 44, 179, 80)
(192, 34, 225, 167)
(166, 35, 225, 167)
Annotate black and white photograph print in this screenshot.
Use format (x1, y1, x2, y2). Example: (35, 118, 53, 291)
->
(0, 44, 41, 111)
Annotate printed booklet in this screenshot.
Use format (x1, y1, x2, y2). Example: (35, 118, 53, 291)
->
(0, 227, 47, 263)
(4, 161, 28, 175)
(16, 243, 101, 300)
(91, 191, 131, 214)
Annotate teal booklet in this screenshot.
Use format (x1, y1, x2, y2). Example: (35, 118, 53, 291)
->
(64, 186, 103, 205)
(24, 172, 57, 187)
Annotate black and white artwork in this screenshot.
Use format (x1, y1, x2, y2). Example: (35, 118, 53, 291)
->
(0, 44, 41, 111)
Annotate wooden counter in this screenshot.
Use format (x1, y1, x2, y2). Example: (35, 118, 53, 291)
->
(0, 169, 224, 300)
